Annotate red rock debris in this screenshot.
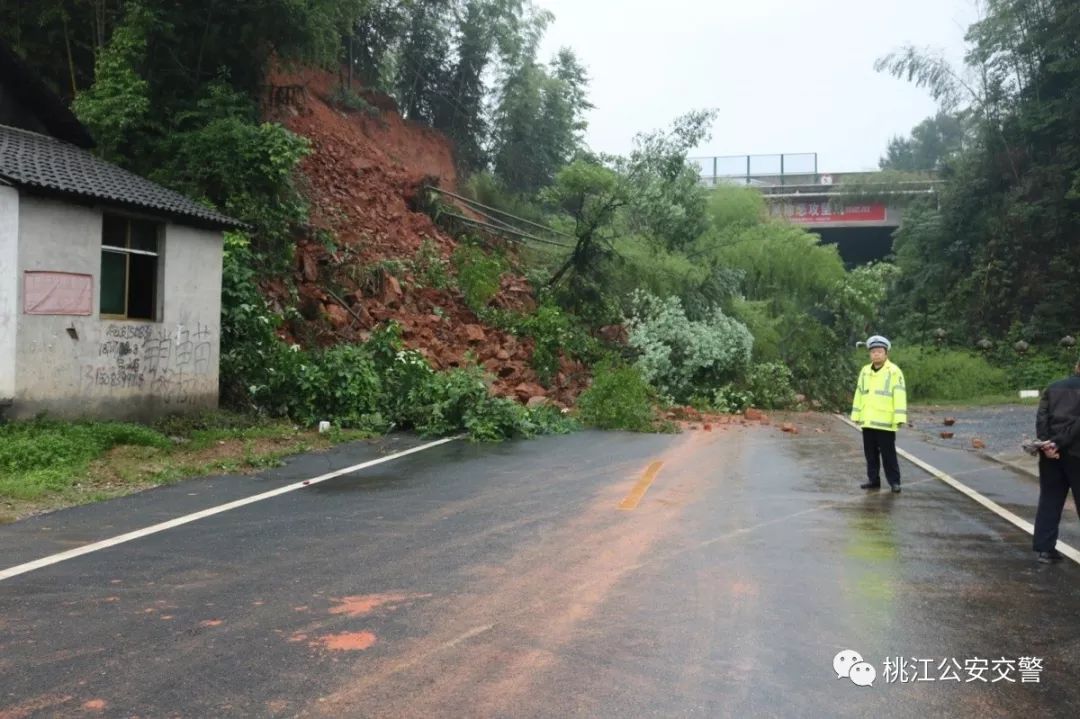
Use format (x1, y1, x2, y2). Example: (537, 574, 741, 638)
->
(744, 408, 768, 423)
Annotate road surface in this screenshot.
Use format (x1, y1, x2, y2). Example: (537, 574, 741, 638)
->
(1, 415, 1078, 718)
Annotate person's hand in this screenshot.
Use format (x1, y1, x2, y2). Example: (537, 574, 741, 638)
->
(1042, 443, 1060, 459)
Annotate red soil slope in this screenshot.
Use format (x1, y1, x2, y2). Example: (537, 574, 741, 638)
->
(263, 68, 587, 406)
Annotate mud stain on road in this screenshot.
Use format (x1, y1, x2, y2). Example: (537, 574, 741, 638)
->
(303, 431, 727, 718)
(328, 593, 431, 618)
(312, 631, 377, 652)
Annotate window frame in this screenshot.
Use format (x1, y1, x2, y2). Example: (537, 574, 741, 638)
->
(99, 212, 163, 322)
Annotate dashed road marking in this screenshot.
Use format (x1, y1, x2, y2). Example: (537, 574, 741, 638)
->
(619, 461, 664, 511)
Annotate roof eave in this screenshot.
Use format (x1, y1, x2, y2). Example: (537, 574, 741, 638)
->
(2, 179, 247, 232)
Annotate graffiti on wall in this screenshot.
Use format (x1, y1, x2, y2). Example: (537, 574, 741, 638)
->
(80, 322, 216, 404)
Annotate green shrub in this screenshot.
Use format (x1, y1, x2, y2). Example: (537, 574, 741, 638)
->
(411, 238, 451, 290)
(576, 363, 657, 432)
(155, 83, 311, 264)
(626, 290, 753, 403)
(219, 232, 287, 409)
(513, 301, 602, 385)
(884, 346, 1009, 402)
(461, 172, 548, 226)
(362, 323, 438, 426)
(330, 86, 381, 117)
(407, 365, 490, 437)
(465, 395, 532, 441)
(744, 361, 798, 409)
(998, 349, 1077, 391)
(405, 365, 579, 441)
(524, 404, 581, 436)
(707, 185, 767, 230)
(452, 243, 506, 311)
(308, 345, 385, 429)
(713, 385, 754, 414)
(777, 319, 857, 411)
(730, 299, 782, 362)
(707, 362, 798, 414)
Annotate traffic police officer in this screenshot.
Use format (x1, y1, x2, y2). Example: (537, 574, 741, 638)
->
(850, 335, 907, 493)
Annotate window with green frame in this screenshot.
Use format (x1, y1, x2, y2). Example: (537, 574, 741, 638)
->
(100, 214, 160, 320)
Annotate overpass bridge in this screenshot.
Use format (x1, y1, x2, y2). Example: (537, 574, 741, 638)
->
(690, 153, 939, 264)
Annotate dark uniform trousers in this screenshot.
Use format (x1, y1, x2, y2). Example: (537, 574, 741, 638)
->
(1033, 454, 1080, 552)
(862, 428, 901, 487)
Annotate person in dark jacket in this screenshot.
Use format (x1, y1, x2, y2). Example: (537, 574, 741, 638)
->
(1032, 359, 1080, 563)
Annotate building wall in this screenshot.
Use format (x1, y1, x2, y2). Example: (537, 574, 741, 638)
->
(10, 195, 223, 420)
(0, 186, 18, 404)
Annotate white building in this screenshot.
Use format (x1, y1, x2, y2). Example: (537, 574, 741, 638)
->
(0, 41, 242, 420)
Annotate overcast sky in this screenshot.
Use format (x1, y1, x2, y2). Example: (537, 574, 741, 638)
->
(536, 0, 977, 172)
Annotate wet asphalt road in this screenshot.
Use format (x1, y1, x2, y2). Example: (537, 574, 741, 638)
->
(1, 417, 1079, 718)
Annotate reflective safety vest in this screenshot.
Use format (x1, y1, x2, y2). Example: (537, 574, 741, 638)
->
(850, 360, 907, 432)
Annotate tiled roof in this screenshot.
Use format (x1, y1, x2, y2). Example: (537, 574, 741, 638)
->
(0, 124, 243, 229)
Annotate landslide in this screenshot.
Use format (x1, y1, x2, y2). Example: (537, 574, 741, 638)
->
(262, 68, 587, 406)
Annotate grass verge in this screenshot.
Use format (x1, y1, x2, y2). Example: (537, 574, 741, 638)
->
(0, 412, 373, 524)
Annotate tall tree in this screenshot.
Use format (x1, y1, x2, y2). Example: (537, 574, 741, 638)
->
(491, 43, 590, 193)
(393, 0, 452, 123)
(877, 0, 1080, 342)
(879, 112, 967, 172)
(619, 109, 714, 251)
(0, 0, 105, 99)
(349, 0, 407, 91)
(432, 0, 514, 173)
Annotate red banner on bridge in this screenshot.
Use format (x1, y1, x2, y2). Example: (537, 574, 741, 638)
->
(772, 202, 887, 224)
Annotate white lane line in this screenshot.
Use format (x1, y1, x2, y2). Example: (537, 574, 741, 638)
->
(836, 416, 1080, 566)
(0, 436, 461, 583)
(436, 624, 494, 651)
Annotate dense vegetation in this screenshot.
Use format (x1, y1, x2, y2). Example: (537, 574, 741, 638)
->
(4, 0, 1075, 452)
(874, 0, 1080, 349)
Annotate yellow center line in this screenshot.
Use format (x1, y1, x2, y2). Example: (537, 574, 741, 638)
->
(619, 461, 664, 511)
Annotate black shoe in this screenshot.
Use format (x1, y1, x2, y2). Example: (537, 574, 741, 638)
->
(890, 484, 901, 493)
(1037, 550, 1064, 564)
(860, 483, 881, 490)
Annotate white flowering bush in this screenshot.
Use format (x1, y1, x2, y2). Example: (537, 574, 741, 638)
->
(625, 290, 753, 402)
